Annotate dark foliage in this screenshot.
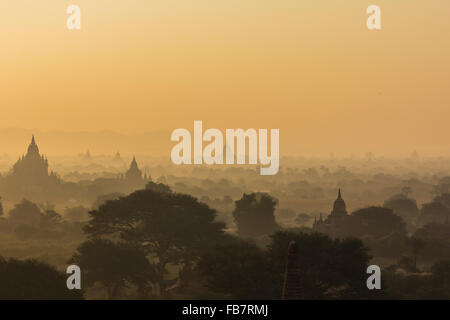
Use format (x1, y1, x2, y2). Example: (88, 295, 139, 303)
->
(198, 231, 372, 299)
(83, 188, 226, 294)
(71, 238, 155, 299)
(0, 256, 83, 300)
(232, 193, 279, 237)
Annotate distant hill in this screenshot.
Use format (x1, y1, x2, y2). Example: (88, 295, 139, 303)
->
(0, 128, 172, 157)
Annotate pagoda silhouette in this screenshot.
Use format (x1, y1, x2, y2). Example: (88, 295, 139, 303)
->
(313, 189, 349, 237)
(8, 135, 60, 187)
(119, 155, 150, 190)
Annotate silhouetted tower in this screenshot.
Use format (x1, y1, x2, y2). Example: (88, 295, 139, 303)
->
(28, 135, 39, 155)
(313, 189, 349, 237)
(281, 241, 303, 300)
(330, 188, 347, 218)
(11, 135, 52, 182)
(125, 156, 143, 181)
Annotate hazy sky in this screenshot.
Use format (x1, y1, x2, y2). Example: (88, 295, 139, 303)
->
(1, 1, 449, 156)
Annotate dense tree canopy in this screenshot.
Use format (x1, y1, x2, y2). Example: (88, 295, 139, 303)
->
(418, 195, 450, 226)
(198, 231, 372, 299)
(232, 193, 279, 237)
(71, 238, 155, 299)
(268, 231, 372, 299)
(383, 193, 419, 225)
(197, 238, 279, 299)
(350, 206, 407, 238)
(83, 188, 226, 294)
(8, 199, 43, 227)
(412, 223, 450, 261)
(0, 256, 83, 300)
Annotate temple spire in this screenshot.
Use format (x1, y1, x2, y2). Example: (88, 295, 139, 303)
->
(338, 188, 342, 199)
(27, 135, 40, 156)
(130, 155, 138, 169)
(11, 135, 55, 184)
(125, 155, 143, 181)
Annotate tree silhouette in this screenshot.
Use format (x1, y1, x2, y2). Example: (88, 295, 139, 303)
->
(418, 201, 450, 226)
(84, 188, 226, 295)
(71, 238, 155, 299)
(145, 181, 172, 193)
(412, 223, 450, 261)
(40, 209, 62, 227)
(8, 199, 43, 227)
(198, 231, 372, 299)
(268, 231, 371, 299)
(0, 256, 83, 299)
(232, 193, 279, 237)
(197, 238, 280, 299)
(383, 193, 419, 225)
(350, 206, 407, 238)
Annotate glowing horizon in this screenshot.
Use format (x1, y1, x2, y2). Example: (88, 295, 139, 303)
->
(1, 1, 450, 156)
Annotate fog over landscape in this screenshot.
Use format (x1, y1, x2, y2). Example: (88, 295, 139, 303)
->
(0, 133, 449, 299)
(1, 0, 450, 301)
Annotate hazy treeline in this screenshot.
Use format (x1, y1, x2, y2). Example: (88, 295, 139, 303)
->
(1, 155, 450, 299)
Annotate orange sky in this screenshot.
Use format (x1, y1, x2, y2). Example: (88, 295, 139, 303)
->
(1, 1, 450, 156)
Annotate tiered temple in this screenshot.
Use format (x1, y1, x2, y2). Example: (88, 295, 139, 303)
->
(313, 189, 349, 237)
(124, 155, 150, 182)
(10, 135, 59, 186)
